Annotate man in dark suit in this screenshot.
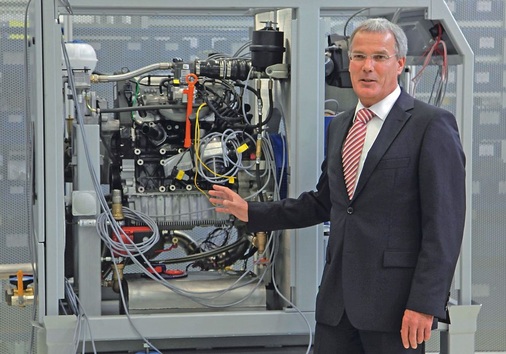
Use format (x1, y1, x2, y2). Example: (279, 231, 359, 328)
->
(209, 18, 465, 354)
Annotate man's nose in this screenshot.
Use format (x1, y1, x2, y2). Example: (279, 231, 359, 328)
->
(362, 57, 374, 71)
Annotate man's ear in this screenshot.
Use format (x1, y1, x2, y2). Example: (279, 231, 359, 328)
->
(397, 57, 406, 75)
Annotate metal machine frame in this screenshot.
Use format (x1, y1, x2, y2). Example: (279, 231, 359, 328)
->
(30, 1, 478, 353)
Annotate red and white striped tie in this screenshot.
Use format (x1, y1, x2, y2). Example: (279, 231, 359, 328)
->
(342, 108, 374, 199)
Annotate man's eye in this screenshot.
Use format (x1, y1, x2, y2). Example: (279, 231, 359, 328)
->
(352, 54, 366, 61)
(373, 54, 388, 61)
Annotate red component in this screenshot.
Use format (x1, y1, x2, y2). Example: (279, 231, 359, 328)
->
(163, 269, 187, 279)
(148, 265, 166, 274)
(256, 257, 269, 265)
(112, 226, 152, 256)
(182, 73, 198, 148)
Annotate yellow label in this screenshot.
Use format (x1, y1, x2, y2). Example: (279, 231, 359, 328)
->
(236, 143, 248, 154)
(176, 170, 185, 180)
(228, 177, 235, 184)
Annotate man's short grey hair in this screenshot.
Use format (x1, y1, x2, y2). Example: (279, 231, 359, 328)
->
(349, 18, 408, 58)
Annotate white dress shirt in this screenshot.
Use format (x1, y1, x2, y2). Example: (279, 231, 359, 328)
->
(351, 86, 402, 192)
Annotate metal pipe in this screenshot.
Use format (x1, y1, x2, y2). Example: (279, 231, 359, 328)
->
(90, 62, 175, 83)
(0, 263, 34, 280)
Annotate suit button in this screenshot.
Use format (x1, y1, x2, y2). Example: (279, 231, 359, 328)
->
(347, 207, 354, 214)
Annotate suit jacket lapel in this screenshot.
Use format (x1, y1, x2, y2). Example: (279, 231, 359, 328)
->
(353, 92, 414, 200)
(333, 110, 355, 200)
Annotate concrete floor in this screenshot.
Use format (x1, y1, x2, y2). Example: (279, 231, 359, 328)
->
(109, 350, 506, 354)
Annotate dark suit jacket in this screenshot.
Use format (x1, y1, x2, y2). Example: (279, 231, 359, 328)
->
(247, 90, 466, 332)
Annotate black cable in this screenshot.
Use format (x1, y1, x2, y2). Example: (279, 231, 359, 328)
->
(99, 104, 171, 114)
(343, 8, 368, 38)
(203, 95, 243, 122)
(234, 81, 261, 98)
(157, 236, 250, 265)
(198, 79, 246, 123)
(198, 226, 231, 252)
(159, 77, 172, 94)
(256, 82, 274, 128)
(255, 163, 265, 202)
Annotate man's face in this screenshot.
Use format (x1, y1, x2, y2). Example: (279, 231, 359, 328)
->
(348, 31, 406, 107)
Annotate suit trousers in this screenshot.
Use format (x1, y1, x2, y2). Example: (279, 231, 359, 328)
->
(313, 312, 425, 354)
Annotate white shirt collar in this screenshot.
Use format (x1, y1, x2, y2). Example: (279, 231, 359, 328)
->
(355, 85, 401, 121)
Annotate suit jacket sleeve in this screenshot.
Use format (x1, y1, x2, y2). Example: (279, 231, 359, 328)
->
(247, 155, 332, 233)
(405, 108, 466, 320)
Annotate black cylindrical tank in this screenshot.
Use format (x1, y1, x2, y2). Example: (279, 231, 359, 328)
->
(250, 22, 285, 70)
